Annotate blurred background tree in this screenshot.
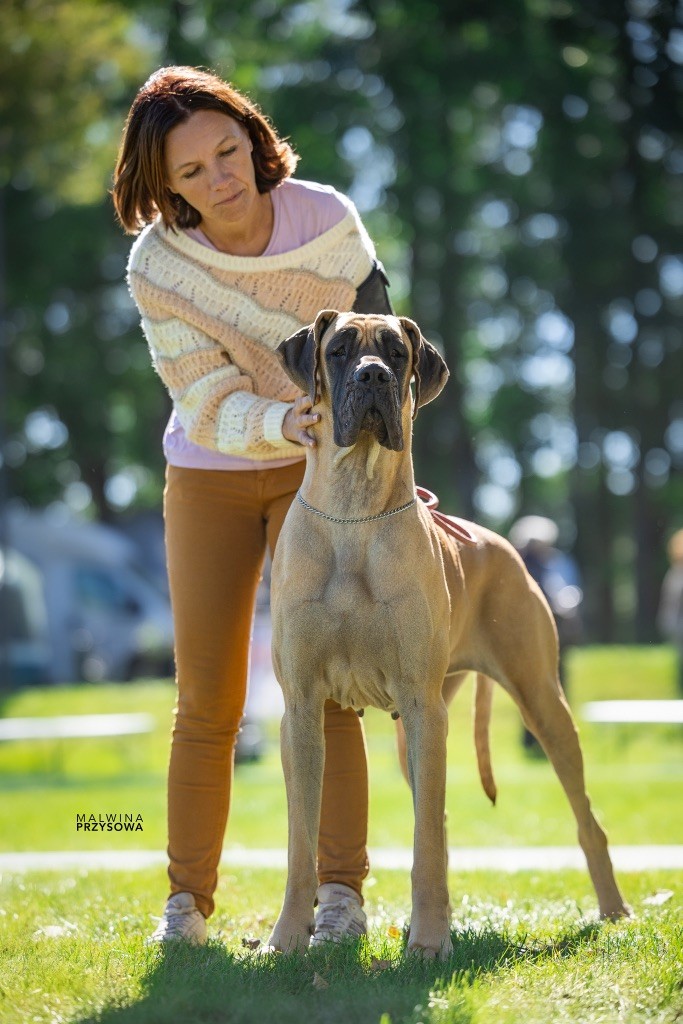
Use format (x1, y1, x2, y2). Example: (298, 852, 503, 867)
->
(1, 0, 167, 519)
(1, 0, 681, 641)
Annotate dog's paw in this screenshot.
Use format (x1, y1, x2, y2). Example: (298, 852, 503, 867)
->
(266, 920, 314, 954)
(600, 902, 633, 921)
(406, 930, 453, 961)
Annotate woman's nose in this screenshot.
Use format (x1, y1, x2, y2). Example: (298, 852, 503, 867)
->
(210, 165, 233, 190)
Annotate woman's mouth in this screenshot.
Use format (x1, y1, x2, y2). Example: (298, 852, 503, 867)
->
(215, 190, 244, 207)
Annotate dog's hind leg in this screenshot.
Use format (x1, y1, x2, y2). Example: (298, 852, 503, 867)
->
(503, 669, 631, 920)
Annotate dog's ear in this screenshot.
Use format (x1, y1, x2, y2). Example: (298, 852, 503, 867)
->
(277, 310, 339, 403)
(399, 316, 449, 419)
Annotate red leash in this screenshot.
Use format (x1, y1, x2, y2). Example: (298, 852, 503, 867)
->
(416, 487, 478, 547)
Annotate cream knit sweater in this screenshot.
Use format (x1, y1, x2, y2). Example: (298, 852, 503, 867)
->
(127, 207, 376, 460)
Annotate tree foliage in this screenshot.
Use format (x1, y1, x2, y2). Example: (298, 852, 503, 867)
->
(1, 0, 164, 519)
(1, 0, 149, 202)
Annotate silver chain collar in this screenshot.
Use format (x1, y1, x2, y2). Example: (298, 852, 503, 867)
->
(296, 490, 417, 524)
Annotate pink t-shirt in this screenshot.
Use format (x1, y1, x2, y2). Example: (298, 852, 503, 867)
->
(163, 179, 351, 471)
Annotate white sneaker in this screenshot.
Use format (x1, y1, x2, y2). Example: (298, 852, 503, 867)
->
(311, 882, 367, 945)
(146, 892, 207, 945)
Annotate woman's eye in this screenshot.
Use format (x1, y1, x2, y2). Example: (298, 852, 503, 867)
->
(219, 146, 238, 157)
(182, 167, 200, 180)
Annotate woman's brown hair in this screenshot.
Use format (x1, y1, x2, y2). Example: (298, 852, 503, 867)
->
(112, 66, 299, 234)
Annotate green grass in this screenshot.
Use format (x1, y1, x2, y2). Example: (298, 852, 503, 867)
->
(0, 645, 681, 852)
(0, 645, 682, 1022)
(0, 867, 681, 1024)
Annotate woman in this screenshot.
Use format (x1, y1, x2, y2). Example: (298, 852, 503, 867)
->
(112, 66, 392, 944)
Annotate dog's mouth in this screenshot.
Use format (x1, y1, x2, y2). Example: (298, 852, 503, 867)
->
(334, 380, 404, 451)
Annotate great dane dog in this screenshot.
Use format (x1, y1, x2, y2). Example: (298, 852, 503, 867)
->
(266, 310, 630, 959)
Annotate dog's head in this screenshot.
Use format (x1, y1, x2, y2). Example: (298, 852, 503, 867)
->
(277, 311, 449, 451)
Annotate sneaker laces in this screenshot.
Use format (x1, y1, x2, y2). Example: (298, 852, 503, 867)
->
(313, 887, 366, 942)
(149, 894, 204, 941)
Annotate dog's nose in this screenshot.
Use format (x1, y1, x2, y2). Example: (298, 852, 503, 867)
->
(353, 362, 391, 385)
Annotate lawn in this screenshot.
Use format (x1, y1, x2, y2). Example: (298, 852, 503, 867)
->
(0, 645, 681, 1023)
(1, 867, 681, 1023)
(0, 645, 680, 852)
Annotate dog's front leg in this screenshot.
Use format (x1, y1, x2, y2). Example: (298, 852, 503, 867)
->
(399, 696, 453, 960)
(267, 694, 325, 953)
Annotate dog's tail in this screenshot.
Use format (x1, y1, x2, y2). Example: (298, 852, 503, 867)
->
(474, 673, 497, 805)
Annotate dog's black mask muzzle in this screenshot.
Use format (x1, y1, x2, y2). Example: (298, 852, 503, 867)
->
(333, 357, 404, 451)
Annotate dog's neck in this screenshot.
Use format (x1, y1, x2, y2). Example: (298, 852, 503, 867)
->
(300, 402, 415, 520)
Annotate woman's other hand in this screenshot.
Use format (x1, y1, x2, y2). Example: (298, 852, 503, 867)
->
(282, 395, 320, 448)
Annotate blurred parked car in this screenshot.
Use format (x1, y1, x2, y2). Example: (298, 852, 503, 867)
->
(6, 506, 174, 683)
(0, 546, 51, 685)
(117, 510, 170, 598)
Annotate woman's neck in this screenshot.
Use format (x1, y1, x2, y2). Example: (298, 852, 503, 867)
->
(199, 191, 274, 256)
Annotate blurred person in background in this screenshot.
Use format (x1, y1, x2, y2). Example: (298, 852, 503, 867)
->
(113, 65, 393, 946)
(509, 516, 584, 753)
(657, 528, 683, 696)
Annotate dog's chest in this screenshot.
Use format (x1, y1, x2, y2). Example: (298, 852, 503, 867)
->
(320, 534, 412, 611)
(272, 529, 451, 712)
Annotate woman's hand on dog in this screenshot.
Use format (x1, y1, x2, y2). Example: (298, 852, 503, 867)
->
(283, 395, 320, 448)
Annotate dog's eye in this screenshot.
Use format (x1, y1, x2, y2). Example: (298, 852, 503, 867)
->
(391, 349, 407, 360)
(329, 347, 346, 358)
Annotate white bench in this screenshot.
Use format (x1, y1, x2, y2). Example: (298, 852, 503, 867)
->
(0, 713, 154, 771)
(582, 700, 683, 724)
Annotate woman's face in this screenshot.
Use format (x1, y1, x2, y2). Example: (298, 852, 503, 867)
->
(164, 109, 260, 228)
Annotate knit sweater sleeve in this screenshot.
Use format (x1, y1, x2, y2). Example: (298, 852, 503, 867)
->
(127, 244, 302, 459)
